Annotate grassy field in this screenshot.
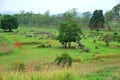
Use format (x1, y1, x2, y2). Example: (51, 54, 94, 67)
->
(0, 27, 120, 80)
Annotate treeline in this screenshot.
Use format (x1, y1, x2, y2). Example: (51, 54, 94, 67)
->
(14, 10, 59, 27)
(0, 3, 120, 29)
(0, 9, 92, 28)
(104, 3, 120, 30)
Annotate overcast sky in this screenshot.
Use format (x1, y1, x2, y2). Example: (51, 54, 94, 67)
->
(0, 0, 119, 14)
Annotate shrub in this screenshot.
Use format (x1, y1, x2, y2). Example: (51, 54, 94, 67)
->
(117, 36, 120, 43)
(54, 53, 72, 67)
(102, 34, 111, 46)
(37, 44, 46, 48)
(11, 61, 25, 71)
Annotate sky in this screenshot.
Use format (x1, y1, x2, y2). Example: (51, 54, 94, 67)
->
(0, 0, 119, 14)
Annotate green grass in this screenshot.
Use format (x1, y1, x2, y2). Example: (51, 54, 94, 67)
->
(0, 26, 120, 79)
(82, 66, 120, 80)
(0, 27, 120, 63)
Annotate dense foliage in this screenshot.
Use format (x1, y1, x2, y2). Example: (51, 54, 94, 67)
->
(104, 3, 120, 31)
(0, 9, 87, 28)
(112, 3, 120, 20)
(58, 21, 82, 48)
(0, 15, 19, 32)
(57, 9, 82, 48)
(89, 10, 105, 35)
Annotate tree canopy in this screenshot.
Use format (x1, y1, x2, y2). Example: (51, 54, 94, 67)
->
(57, 9, 82, 48)
(0, 15, 19, 32)
(104, 3, 120, 31)
(81, 12, 92, 27)
(58, 21, 82, 48)
(89, 10, 105, 35)
(105, 3, 120, 22)
(112, 3, 120, 20)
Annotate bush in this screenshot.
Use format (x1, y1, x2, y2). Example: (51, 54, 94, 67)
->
(11, 61, 25, 71)
(54, 53, 72, 67)
(37, 44, 46, 48)
(102, 34, 111, 46)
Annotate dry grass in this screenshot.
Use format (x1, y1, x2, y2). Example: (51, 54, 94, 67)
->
(12, 59, 120, 75)
(0, 58, 120, 80)
(0, 43, 13, 54)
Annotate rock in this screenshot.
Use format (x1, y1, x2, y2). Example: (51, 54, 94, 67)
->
(83, 48, 90, 53)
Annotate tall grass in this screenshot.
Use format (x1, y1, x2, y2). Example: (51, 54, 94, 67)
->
(0, 64, 120, 80)
(0, 68, 80, 80)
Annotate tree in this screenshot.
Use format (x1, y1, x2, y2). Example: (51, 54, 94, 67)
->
(104, 3, 120, 31)
(1, 15, 19, 32)
(105, 10, 117, 21)
(104, 10, 116, 31)
(62, 8, 79, 24)
(63, 8, 78, 21)
(112, 3, 120, 21)
(58, 21, 82, 48)
(89, 10, 105, 35)
(81, 12, 92, 27)
(58, 9, 82, 48)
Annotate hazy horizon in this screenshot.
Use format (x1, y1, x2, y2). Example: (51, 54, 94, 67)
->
(0, 0, 119, 14)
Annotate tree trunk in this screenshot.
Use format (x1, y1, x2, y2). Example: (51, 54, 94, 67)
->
(64, 42, 67, 48)
(61, 42, 64, 48)
(9, 27, 12, 32)
(96, 29, 99, 36)
(77, 41, 81, 46)
(106, 41, 109, 46)
(68, 42, 71, 48)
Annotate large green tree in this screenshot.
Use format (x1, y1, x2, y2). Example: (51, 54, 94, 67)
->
(1, 15, 19, 32)
(58, 21, 82, 48)
(89, 10, 105, 35)
(58, 9, 82, 48)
